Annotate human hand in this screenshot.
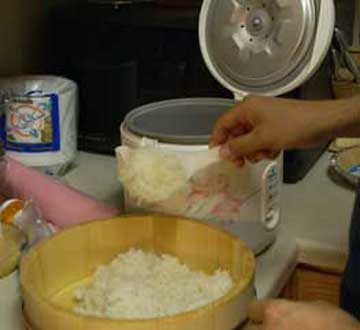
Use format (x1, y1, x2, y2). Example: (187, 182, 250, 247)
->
(247, 299, 360, 330)
(210, 96, 345, 166)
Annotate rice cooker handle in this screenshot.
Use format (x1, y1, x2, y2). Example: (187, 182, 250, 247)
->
(260, 162, 281, 231)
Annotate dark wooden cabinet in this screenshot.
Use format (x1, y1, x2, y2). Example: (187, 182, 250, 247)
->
(280, 265, 342, 305)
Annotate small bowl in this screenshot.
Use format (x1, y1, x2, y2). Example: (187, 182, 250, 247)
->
(20, 215, 255, 330)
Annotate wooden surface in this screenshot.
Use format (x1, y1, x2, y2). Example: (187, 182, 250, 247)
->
(332, 80, 360, 100)
(24, 320, 261, 330)
(24, 314, 249, 330)
(25, 317, 249, 330)
(280, 265, 342, 305)
(21, 215, 255, 330)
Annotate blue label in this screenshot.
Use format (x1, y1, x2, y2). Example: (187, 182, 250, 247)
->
(2, 93, 60, 153)
(349, 164, 360, 177)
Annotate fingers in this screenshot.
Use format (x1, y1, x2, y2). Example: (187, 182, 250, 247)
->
(266, 150, 280, 160)
(234, 158, 246, 167)
(248, 300, 268, 324)
(249, 299, 296, 324)
(246, 151, 268, 164)
(227, 132, 265, 158)
(247, 151, 280, 163)
(210, 105, 250, 147)
(220, 144, 280, 167)
(219, 145, 246, 167)
(249, 299, 360, 330)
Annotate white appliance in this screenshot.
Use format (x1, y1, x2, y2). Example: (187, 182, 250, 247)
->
(119, 0, 335, 254)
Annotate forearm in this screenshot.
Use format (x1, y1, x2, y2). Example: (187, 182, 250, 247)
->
(325, 95, 360, 139)
(211, 95, 360, 158)
(276, 95, 360, 150)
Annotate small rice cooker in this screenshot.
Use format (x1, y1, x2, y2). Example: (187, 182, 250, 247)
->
(119, 0, 335, 254)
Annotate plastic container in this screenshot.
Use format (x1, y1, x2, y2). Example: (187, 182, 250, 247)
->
(0, 75, 78, 176)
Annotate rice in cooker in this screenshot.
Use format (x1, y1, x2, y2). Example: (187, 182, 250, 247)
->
(118, 148, 189, 205)
(74, 248, 234, 319)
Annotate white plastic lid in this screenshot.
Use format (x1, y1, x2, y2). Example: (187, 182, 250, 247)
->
(199, 0, 335, 99)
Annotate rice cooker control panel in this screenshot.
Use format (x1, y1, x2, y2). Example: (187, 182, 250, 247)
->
(261, 162, 281, 230)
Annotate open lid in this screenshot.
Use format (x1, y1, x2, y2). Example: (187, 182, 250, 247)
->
(199, 0, 335, 99)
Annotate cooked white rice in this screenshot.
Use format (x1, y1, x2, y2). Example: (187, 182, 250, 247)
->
(118, 148, 189, 204)
(74, 249, 233, 319)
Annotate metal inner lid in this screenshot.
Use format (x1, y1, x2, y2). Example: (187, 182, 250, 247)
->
(125, 98, 235, 144)
(202, 0, 317, 94)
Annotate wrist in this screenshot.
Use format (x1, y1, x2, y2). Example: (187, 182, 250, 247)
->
(327, 96, 360, 139)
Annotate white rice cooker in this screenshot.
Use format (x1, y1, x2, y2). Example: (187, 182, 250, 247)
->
(119, 0, 335, 254)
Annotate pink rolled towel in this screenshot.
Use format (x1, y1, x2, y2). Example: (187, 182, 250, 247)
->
(0, 156, 121, 228)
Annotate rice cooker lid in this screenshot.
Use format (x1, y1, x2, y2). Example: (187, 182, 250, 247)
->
(124, 98, 235, 145)
(199, 0, 335, 98)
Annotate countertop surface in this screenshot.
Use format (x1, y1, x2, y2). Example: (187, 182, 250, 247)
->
(1, 150, 356, 330)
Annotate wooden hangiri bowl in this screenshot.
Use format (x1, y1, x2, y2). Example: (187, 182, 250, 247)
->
(20, 215, 255, 330)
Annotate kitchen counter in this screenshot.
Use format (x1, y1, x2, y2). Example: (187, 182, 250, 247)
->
(1, 150, 355, 330)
